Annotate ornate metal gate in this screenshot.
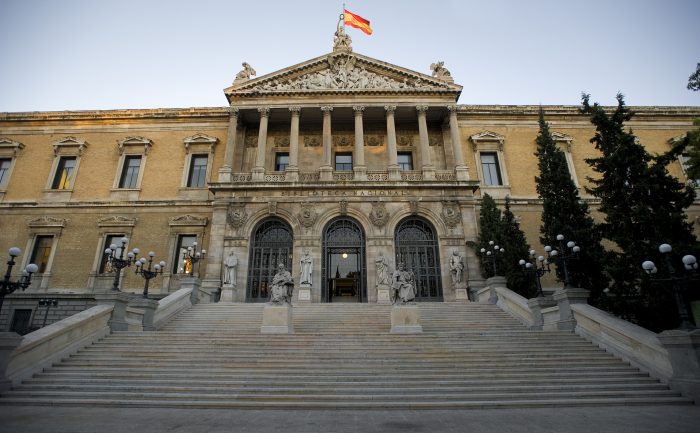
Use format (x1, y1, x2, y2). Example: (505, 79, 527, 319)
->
(246, 218, 293, 302)
(394, 217, 443, 301)
(321, 217, 366, 303)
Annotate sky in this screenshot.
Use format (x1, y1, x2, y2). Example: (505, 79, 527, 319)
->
(0, 0, 698, 112)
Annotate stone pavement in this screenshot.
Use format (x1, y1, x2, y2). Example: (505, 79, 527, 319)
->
(1, 405, 699, 433)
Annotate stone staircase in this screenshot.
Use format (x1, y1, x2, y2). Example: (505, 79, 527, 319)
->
(0, 303, 692, 409)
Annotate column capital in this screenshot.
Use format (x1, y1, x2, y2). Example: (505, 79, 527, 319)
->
(384, 105, 397, 114)
(289, 106, 301, 114)
(321, 106, 334, 113)
(416, 105, 429, 114)
(229, 106, 239, 116)
(257, 107, 270, 117)
(353, 105, 365, 114)
(446, 105, 459, 113)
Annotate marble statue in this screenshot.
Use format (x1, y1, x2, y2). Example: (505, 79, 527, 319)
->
(300, 249, 313, 285)
(449, 249, 464, 285)
(375, 254, 391, 287)
(223, 251, 238, 286)
(333, 18, 352, 50)
(430, 61, 452, 81)
(234, 62, 256, 83)
(269, 263, 294, 305)
(391, 262, 416, 304)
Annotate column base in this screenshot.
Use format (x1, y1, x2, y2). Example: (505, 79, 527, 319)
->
(285, 167, 299, 182)
(353, 166, 367, 181)
(217, 166, 232, 183)
(455, 165, 470, 181)
(319, 166, 333, 181)
(421, 166, 436, 181)
(251, 167, 265, 182)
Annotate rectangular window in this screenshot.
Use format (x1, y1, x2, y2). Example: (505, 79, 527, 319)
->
(480, 152, 503, 186)
(0, 158, 11, 187)
(99, 234, 125, 273)
(30, 235, 53, 273)
(10, 309, 32, 334)
(51, 156, 77, 189)
(335, 153, 353, 171)
(187, 155, 208, 188)
(275, 153, 289, 172)
(119, 155, 142, 188)
(174, 234, 197, 274)
(397, 152, 413, 171)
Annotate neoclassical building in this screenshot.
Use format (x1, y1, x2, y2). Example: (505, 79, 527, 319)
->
(0, 33, 698, 330)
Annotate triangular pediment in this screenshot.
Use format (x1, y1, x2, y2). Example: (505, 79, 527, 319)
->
(224, 51, 462, 101)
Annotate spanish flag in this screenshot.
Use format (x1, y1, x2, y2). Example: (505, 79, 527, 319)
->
(344, 9, 372, 35)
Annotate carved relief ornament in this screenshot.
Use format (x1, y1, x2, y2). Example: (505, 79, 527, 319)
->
(227, 205, 248, 228)
(441, 201, 461, 228)
(28, 216, 68, 228)
(369, 202, 389, 228)
(97, 215, 136, 227)
(169, 214, 208, 227)
(298, 203, 318, 228)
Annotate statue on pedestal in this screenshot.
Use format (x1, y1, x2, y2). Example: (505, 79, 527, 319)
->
(449, 249, 464, 286)
(223, 251, 238, 286)
(300, 249, 313, 285)
(391, 262, 416, 304)
(375, 254, 391, 287)
(269, 263, 294, 305)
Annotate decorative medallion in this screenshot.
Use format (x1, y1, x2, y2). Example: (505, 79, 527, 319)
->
(298, 203, 318, 228)
(274, 136, 290, 147)
(268, 201, 277, 215)
(333, 135, 352, 147)
(364, 135, 383, 147)
(227, 204, 248, 228)
(244, 134, 258, 148)
(304, 136, 321, 147)
(409, 200, 419, 215)
(397, 135, 413, 147)
(339, 200, 348, 215)
(441, 201, 461, 228)
(369, 202, 389, 228)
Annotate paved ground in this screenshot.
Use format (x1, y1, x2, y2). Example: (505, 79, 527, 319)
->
(1, 405, 699, 433)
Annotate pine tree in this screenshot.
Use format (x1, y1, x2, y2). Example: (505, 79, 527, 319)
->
(682, 120, 700, 184)
(500, 196, 534, 297)
(581, 93, 698, 331)
(473, 193, 503, 278)
(534, 107, 609, 304)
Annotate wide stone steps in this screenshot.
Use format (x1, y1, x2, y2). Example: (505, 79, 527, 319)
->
(0, 302, 692, 409)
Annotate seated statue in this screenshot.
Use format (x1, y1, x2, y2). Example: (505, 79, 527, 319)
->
(391, 262, 417, 304)
(269, 263, 294, 305)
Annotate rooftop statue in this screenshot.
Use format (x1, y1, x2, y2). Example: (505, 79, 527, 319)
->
(233, 62, 256, 84)
(430, 61, 454, 83)
(333, 15, 352, 52)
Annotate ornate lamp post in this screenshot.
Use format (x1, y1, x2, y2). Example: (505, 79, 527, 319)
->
(104, 237, 139, 292)
(519, 249, 552, 297)
(642, 243, 699, 330)
(480, 241, 505, 276)
(548, 234, 581, 289)
(38, 298, 59, 328)
(181, 242, 206, 276)
(0, 247, 39, 313)
(134, 251, 165, 298)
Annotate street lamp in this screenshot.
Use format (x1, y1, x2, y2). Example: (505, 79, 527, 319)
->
(0, 247, 39, 313)
(104, 237, 139, 292)
(38, 298, 59, 328)
(547, 234, 581, 289)
(642, 243, 699, 330)
(518, 249, 552, 297)
(134, 251, 166, 298)
(480, 240, 505, 276)
(181, 242, 206, 275)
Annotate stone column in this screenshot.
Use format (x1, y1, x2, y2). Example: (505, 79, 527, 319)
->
(416, 105, 435, 180)
(385, 105, 400, 181)
(447, 105, 469, 181)
(252, 107, 270, 182)
(286, 106, 301, 182)
(353, 105, 367, 180)
(203, 201, 227, 298)
(319, 106, 333, 181)
(218, 107, 239, 182)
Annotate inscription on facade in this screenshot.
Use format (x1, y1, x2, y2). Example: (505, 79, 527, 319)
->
(280, 189, 409, 197)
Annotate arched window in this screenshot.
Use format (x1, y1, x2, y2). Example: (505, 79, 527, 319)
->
(246, 218, 293, 302)
(394, 217, 443, 301)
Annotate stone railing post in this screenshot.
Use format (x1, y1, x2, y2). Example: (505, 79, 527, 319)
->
(128, 297, 159, 331)
(485, 275, 507, 304)
(180, 277, 203, 305)
(553, 287, 590, 331)
(527, 296, 557, 330)
(0, 332, 23, 391)
(658, 329, 700, 403)
(95, 292, 133, 332)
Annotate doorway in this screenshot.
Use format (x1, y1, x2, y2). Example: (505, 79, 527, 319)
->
(321, 217, 366, 303)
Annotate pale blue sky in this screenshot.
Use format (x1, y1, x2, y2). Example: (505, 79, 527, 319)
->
(1, 0, 698, 112)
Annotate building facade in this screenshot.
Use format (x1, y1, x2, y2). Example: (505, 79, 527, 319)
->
(1, 35, 699, 329)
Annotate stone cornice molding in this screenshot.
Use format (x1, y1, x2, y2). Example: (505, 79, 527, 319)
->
(470, 131, 505, 152)
(52, 136, 87, 156)
(257, 107, 270, 117)
(183, 133, 218, 154)
(169, 214, 208, 227)
(289, 106, 301, 114)
(416, 105, 429, 114)
(0, 137, 25, 157)
(117, 136, 153, 155)
(551, 131, 574, 152)
(384, 105, 397, 114)
(97, 215, 137, 227)
(27, 215, 68, 228)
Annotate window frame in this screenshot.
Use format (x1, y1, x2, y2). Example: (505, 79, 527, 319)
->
(45, 137, 87, 195)
(180, 133, 218, 192)
(187, 154, 209, 188)
(397, 152, 413, 171)
(0, 138, 23, 195)
(479, 152, 503, 186)
(334, 152, 353, 171)
(470, 131, 511, 197)
(275, 152, 289, 172)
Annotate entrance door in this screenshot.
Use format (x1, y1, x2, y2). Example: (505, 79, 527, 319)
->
(394, 217, 443, 301)
(246, 218, 293, 302)
(322, 218, 366, 303)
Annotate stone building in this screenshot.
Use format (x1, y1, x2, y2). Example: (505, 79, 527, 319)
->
(0, 33, 698, 331)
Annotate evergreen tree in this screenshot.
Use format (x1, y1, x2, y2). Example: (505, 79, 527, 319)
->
(534, 107, 609, 305)
(581, 93, 698, 331)
(688, 62, 700, 91)
(682, 120, 700, 184)
(500, 196, 534, 297)
(473, 193, 503, 278)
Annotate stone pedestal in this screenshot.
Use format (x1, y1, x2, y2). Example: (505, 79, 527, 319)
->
(297, 283, 312, 304)
(261, 304, 294, 334)
(453, 282, 469, 302)
(659, 329, 700, 403)
(553, 287, 590, 332)
(95, 292, 133, 332)
(485, 276, 507, 304)
(376, 284, 392, 305)
(319, 166, 333, 181)
(391, 304, 422, 334)
(527, 296, 556, 330)
(220, 285, 235, 303)
(251, 167, 265, 182)
(128, 297, 159, 331)
(217, 166, 232, 183)
(0, 332, 23, 391)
